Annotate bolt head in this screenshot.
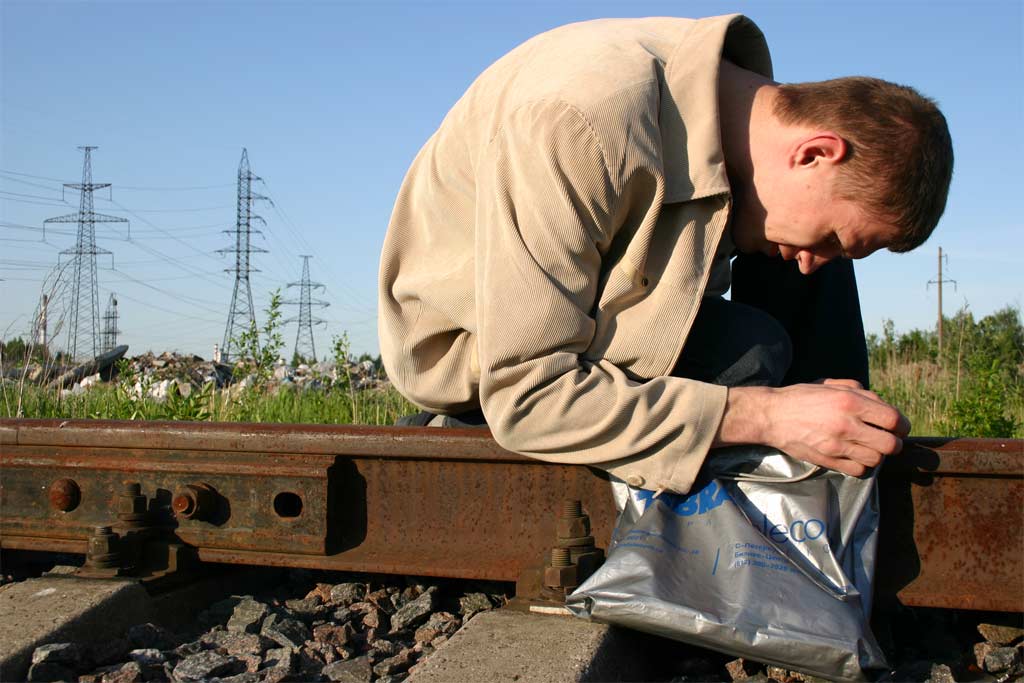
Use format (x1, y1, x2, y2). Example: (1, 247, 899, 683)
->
(543, 563, 578, 589)
(48, 478, 81, 512)
(172, 491, 197, 518)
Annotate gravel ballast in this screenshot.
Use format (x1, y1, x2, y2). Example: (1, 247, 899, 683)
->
(13, 562, 1024, 683)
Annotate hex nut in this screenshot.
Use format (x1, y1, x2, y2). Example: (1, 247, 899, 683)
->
(88, 534, 117, 556)
(86, 529, 120, 562)
(543, 564, 578, 589)
(557, 516, 590, 539)
(556, 535, 596, 548)
(118, 491, 147, 515)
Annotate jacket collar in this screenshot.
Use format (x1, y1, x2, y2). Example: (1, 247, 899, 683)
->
(659, 15, 773, 204)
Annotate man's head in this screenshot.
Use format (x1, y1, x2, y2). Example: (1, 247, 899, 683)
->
(729, 74, 953, 274)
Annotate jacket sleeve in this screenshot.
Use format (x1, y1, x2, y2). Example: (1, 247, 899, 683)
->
(475, 100, 728, 494)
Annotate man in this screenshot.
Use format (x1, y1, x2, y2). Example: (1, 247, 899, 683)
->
(378, 15, 953, 494)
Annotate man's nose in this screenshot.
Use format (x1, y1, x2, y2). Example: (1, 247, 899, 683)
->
(797, 251, 830, 275)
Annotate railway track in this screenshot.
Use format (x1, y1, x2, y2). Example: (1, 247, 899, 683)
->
(1, 419, 1021, 613)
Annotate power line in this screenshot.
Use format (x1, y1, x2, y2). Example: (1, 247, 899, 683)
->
(0, 189, 65, 201)
(117, 183, 234, 191)
(0, 168, 232, 192)
(100, 198, 234, 288)
(103, 289, 222, 323)
(2, 220, 76, 236)
(94, 200, 232, 213)
(258, 177, 376, 316)
(0, 168, 67, 183)
(0, 172, 65, 191)
(107, 268, 225, 317)
(111, 270, 226, 282)
(0, 195, 74, 208)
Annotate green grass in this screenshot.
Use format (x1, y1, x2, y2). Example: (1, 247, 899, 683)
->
(872, 357, 1023, 438)
(7, 365, 1021, 438)
(2, 381, 417, 426)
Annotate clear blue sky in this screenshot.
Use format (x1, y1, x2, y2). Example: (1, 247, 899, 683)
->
(2, 0, 1021, 361)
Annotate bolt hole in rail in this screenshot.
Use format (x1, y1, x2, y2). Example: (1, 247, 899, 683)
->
(0, 419, 1020, 612)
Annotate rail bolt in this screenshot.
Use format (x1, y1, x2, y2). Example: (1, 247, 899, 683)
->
(172, 483, 216, 521)
(86, 526, 121, 569)
(117, 482, 149, 529)
(48, 478, 81, 512)
(562, 500, 583, 518)
(557, 515, 590, 539)
(543, 547, 579, 589)
(557, 499, 591, 540)
(118, 482, 147, 514)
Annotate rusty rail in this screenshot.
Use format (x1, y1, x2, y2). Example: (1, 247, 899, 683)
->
(1, 419, 1021, 612)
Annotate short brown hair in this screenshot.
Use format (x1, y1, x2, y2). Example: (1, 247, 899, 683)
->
(773, 78, 953, 252)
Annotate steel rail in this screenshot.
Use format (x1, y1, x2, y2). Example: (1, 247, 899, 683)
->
(1, 419, 1021, 612)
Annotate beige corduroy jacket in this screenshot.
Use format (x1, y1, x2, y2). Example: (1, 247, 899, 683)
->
(378, 15, 773, 494)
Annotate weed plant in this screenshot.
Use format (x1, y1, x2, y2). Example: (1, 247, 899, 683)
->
(868, 306, 1023, 437)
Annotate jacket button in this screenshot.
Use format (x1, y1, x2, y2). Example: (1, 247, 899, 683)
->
(641, 277, 649, 287)
(625, 474, 645, 488)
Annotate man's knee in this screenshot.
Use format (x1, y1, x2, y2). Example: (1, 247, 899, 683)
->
(727, 318, 792, 387)
(674, 298, 792, 388)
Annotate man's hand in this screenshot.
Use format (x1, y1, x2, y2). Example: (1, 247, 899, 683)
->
(714, 381, 911, 476)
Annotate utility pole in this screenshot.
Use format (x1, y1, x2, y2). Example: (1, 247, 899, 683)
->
(44, 147, 126, 360)
(101, 293, 119, 353)
(218, 149, 268, 364)
(927, 246, 957, 357)
(284, 255, 328, 363)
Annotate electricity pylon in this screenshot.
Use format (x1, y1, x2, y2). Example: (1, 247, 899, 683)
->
(218, 148, 268, 363)
(44, 147, 126, 360)
(284, 255, 328, 363)
(101, 293, 119, 353)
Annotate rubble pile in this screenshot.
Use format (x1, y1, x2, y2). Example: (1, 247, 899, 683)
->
(267, 359, 386, 393)
(6, 348, 391, 401)
(122, 351, 234, 391)
(27, 571, 506, 683)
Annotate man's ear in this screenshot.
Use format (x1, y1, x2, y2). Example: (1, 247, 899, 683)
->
(792, 132, 848, 168)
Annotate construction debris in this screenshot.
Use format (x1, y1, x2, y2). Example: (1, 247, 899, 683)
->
(5, 346, 390, 401)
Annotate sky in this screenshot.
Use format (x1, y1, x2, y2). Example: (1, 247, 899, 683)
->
(1, 0, 1021, 361)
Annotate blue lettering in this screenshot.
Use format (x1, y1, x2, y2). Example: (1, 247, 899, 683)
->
(641, 480, 732, 518)
(675, 496, 699, 516)
(697, 480, 730, 514)
(804, 519, 825, 540)
(761, 513, 827, 544)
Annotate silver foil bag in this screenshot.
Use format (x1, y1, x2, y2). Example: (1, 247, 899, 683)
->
(567, 446, 887, 681)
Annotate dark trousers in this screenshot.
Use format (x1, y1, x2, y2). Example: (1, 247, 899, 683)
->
(678, 254, 869, 390)
(398, 255, 869, 427)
